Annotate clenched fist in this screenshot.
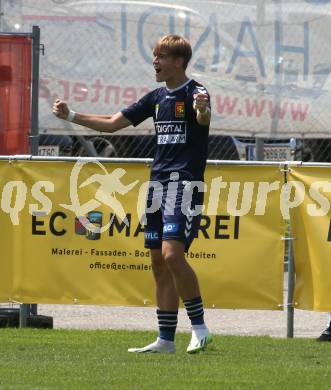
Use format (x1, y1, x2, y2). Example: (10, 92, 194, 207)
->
(193, 93, 209, 114)
(52, 99, 70, 120)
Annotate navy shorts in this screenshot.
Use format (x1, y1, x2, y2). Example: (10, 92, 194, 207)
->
(143, 180, 203, 252)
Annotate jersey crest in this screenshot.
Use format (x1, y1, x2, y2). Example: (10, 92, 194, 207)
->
(175, 101, 185, 118)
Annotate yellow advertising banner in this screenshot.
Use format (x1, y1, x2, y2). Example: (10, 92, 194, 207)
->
(289, 166, 331, 311)
(0, 160, 284, 309)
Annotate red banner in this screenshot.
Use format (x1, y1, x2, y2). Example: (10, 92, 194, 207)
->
(0, 35, 32, 154)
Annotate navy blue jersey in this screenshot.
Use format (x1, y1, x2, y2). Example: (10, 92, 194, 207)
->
(121, 79, 210, 182)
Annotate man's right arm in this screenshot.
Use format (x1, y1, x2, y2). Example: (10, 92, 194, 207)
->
(52, 99, 132, 133)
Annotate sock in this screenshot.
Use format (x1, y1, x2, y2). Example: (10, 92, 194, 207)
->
(157, 309, 178, 342)
(328, 312, 331, 327)
(183, 296, 205, 326)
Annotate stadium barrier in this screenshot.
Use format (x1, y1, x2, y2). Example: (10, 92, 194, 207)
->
(288, 163, 331, 312)
(1, 156, 330, 335)
(0, 26, 41, 326)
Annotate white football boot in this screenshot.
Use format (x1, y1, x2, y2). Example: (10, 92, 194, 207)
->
(187, 325, 213, 354)
(128, 337, 175, 353)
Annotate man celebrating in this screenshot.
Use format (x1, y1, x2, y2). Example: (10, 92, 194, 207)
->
(53, 34, 212, 353)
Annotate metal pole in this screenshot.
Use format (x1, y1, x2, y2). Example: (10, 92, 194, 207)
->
(255, 2, 265, 162)
(20, 26, 41, 328)
(256, 138, 264, 161)
(30, 26, 41, 318)
(286, 163, 295, 338)
(271, 0, 283, 136)
(286, 229, 295, 338)
(0, 0, 3, 32)
(30, 25, 40, 155)
(19, 303, 29, 328)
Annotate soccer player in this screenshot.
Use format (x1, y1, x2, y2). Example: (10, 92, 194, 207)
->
(317, 313, 331, 342)
(53, 34, 212, 353)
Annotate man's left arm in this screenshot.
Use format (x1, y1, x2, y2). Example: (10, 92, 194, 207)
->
(193, 93, 211, 126)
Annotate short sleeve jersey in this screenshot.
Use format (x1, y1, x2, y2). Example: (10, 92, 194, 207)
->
(121, 79, 210, 183)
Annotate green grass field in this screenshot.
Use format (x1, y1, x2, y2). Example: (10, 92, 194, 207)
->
(0, 329, 330, 390)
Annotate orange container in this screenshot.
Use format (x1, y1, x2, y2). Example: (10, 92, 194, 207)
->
(0, 35, 32, 154)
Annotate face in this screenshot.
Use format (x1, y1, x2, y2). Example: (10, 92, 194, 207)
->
(152, 50, 183, 83)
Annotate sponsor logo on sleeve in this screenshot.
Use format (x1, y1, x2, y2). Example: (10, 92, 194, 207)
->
(163, 223, 180, 233)
(144, 231, 159, 240)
